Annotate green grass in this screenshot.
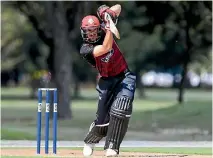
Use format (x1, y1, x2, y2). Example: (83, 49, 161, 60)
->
(1, 87, 212, 141)
(1, 86, 212, 101)
(131, 100, 212, 130)
(1, 129, 34, 140)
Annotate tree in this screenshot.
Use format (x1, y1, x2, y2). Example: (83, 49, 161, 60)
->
(1, 3, 34, 72)
(1, 3, 44, 86)
(120, 1, 212, 103)
(10, 1, 109, 119)
(11, 1, 75, 119)
(168, 1, 212, 103)
(117, 2, 166, 98)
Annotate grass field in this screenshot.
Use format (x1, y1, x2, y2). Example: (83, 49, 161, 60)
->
(1, 87, 212, 141)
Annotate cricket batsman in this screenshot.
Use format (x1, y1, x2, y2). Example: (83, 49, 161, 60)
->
(79, 4, 136, 157)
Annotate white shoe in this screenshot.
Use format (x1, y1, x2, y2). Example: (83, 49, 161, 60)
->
(83, 143, 95, 156)
(105, 149, 118, 157)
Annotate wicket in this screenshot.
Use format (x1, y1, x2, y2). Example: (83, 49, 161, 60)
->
(37, 88, 58, 154)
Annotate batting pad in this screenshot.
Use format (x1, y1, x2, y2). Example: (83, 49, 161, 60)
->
(84, 122, 108, 144)
(104, 97, 132, 152)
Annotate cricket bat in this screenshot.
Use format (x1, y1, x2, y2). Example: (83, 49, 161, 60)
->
(105, 12, 120, 39)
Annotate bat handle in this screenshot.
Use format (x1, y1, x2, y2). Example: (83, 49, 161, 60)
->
(104, 12, 111, 21)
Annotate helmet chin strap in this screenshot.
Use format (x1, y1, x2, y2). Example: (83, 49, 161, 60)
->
(86, 36, 101, 43)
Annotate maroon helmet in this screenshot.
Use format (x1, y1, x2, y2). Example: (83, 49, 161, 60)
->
(80, 15, 102, 43)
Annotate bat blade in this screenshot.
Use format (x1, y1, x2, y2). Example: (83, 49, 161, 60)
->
(105, 13, 120, 39)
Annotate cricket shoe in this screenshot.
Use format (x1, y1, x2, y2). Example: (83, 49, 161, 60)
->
(105, 149, 118, 157)
(83, 143, 95, 156)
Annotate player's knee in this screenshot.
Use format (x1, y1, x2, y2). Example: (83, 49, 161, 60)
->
(117, 74, 137, 100)
(110, 96, 132, 119)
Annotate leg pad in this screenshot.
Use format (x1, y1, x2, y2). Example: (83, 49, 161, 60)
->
(104, 97, 132, 152)
(84, 122, 108, 144)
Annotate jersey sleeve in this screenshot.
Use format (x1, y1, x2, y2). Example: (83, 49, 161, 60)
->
(80, 44, 96, 67)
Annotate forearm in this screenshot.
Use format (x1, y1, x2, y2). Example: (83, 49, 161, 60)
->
(93, 29, 113, 57)
(103, 29, 113, 51)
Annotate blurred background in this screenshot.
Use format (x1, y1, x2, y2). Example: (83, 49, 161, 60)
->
(1, 1, 212, 142)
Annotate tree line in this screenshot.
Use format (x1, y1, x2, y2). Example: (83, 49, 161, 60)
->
(1, 1, 212, 119)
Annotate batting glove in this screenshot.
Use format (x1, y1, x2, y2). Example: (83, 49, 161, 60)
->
(97, 5, 118, 25)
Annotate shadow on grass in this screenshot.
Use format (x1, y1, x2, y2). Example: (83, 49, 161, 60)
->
(130, 100, 212, 134)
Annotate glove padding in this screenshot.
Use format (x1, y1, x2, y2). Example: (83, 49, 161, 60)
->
(97, 5, 110, 20)
(97, 5, 118, 25)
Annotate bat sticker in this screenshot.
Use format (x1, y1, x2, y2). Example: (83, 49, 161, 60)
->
(105, 13, 120, 39)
